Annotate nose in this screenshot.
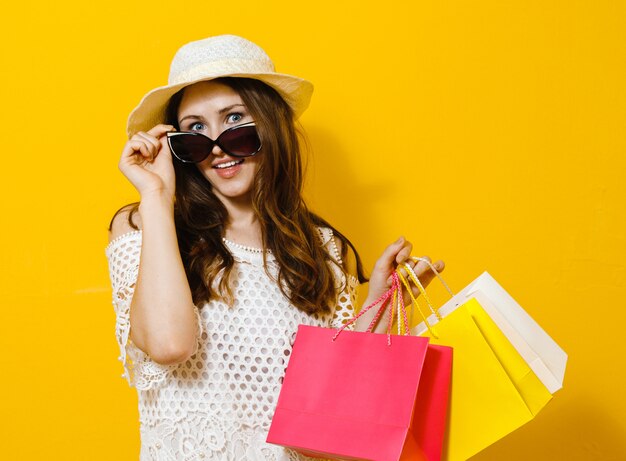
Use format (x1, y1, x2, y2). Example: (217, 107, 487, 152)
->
(206, 126, 226, 157)
(211, 141, 225, 157)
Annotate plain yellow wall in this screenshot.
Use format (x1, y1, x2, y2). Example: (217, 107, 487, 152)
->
(1, 0, 624, 459)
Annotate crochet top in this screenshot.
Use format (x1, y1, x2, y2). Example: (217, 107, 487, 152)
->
(105, 228, 358, 460)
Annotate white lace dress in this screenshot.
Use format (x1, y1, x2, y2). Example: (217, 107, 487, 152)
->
(105, 227, 358, 461)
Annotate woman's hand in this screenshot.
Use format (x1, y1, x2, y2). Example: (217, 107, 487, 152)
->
(118, 124, 176, 200)
(357, 236, 445, 332)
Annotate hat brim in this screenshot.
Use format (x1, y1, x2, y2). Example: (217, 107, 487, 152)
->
(126, 72, 313, 138)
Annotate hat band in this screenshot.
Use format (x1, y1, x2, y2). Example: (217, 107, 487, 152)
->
(169, 58, 276, 85)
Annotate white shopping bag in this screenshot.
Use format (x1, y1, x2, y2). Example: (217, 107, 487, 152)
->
(412, 270, 567, 394)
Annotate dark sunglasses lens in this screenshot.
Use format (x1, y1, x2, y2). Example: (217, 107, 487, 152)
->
(169, 134, 213, 163)
(219, 125, 261, 157)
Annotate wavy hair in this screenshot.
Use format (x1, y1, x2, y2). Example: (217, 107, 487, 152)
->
(110, 77, 367, 314)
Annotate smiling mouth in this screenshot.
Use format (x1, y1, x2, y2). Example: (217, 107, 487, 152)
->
(213, 159, 244, 169)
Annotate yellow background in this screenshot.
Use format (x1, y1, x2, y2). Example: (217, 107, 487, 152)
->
(1, 1, 624, 459)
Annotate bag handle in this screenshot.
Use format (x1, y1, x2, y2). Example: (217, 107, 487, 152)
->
(409, 256, 455, 297)
(365, 272, 410, 343)
(333, 272, 408, 345)
(395, 271, 410, 337)
(333, 256, 453, 341)
(397, 257, 457, 337)
(332, 277, 397, 341)
(396, 268, 438, 337)
(404, 263, 441, 320)
(387, 272, 410, 339)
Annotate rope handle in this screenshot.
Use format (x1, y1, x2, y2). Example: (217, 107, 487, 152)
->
(333, 273, 408, 345)
(366, 289, 393, 333)
(403, 263, 441, 320)
(385, 272, 410, 344)
(332, 278, 397, 341)
(333, 256, 454, 341)
(396, 271, 409, 337)
(409, 257, 455, 297)
(399, 257, 457, 337)
(396, 269, 438, 337)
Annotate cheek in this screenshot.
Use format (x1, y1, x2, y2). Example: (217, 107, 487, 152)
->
(194, 161, 214, 183)
(248, 157, 261, 173)
(247, 159, 262, 186)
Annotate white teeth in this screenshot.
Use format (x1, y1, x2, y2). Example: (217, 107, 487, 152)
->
(214, 159, 244, 169)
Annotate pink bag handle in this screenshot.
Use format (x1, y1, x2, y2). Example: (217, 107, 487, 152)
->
(365, 286, 395, 334)
(394, 272, 410, 337)
(332, 281, 394, 340)
(333, 273, 407, 346)
(385, 272, 410, 343)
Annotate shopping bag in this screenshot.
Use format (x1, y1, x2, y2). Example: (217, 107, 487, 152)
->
(436, 272, 567, 393)
(403, 261, 566, 461)
(267, 274, 453, 461)
(411, 268, 567, 395)
(404, 344, 453, 461)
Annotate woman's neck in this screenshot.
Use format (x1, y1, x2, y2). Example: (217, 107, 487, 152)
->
(221, 197, 263, 248)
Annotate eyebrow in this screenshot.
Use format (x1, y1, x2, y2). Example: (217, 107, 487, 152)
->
(179, 104, 247, 124)
(218, 103, 246, 115)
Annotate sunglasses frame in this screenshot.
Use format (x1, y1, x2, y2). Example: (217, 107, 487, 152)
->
(166, 122, 262, 163)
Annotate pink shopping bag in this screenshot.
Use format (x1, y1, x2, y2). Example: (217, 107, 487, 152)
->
(267, 274, 452, 461)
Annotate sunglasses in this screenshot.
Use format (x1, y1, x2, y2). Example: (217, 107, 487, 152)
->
(166, 122, 262, 163)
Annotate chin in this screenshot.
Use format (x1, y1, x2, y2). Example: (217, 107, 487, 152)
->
(211, 184, 254, 201)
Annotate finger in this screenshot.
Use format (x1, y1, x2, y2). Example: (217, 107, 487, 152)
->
(396, 263, 409, 281)
(145, 124, 175, 138)
(374, 236, 406, 271)
(132, 136, 158, 161)
(398, 284, 420, 307)
(412, 258, 445, 290)
(136, 131, 161, 153)
(412, 256, 432, 277)
(412, 256, 445, 272)
(395, 240, 413, 265)
(396, 253, 420, 280)
(405, 258, 417, 269)
(124, 139, 154, 162)
(402, 260, 427, 295)
(411, 257, 445, 276)
(158, 134, 173, 157)
(423, 259, 445, 284)
(396, 256, 426, 289)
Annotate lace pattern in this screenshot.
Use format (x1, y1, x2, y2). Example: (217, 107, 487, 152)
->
(140, 417, 323, 461)
(105, 227, 358, 460)
(105, 231, 203, 390)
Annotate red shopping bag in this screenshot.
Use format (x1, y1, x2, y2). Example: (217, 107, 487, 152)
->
(405, 344, 453, 461)
(267, 274, 452, 461)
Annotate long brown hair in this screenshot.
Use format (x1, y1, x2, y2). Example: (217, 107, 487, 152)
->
(110, 77, 367, 314)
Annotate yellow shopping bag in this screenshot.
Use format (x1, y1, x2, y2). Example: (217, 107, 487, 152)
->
(399, 264, 560, 461)
(425, 299, 553, 460)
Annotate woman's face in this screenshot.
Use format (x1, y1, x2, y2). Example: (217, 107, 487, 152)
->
(176, 80, 260, 206)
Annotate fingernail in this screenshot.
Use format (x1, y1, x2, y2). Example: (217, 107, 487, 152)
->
(396, 236, 404, 244)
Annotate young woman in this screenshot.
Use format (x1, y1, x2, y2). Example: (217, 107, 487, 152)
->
(106, 34, 444, 460)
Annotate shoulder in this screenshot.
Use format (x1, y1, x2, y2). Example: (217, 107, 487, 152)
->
(108, 203, 142, 243)
(316, 226, 357, 278)
(315, 227, 334, 248)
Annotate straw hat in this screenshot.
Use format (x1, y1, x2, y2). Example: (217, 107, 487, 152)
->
(126, 34, 314, 137)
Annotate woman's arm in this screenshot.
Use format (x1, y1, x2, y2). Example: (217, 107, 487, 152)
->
(111, 124, 199, 365)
